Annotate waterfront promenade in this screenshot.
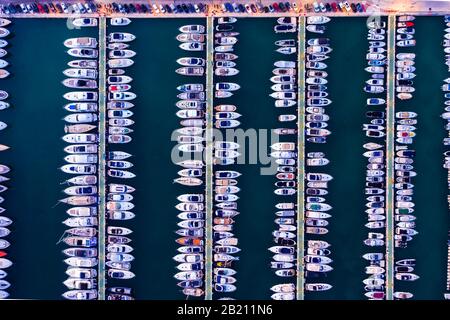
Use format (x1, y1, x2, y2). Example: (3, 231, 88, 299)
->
(2, 1, 450, 18)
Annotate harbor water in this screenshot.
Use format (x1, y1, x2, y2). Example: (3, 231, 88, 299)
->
(0, 17, 448, 299)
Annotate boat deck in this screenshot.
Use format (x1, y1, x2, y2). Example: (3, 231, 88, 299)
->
(97, 16, 107, 301)
(296, 16, 306, 301)
(385, 14, 396, 301)
(204, 16, 214, 301)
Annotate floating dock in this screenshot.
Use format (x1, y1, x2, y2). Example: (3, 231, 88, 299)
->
(385, 14, 396, 301)
(97, 16, 107, 301)
(296, 16, 306, 301)
(204, 16, 214, 301)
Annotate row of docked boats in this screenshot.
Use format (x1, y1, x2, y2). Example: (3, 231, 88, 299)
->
(0, 19, 9, 80)
(305, 18, 332, 144)
(442, 17, 450, 301)
(274, 16, 297, 34)
(442, 15, 450, 148)
(212, 18, 240, 298)
(270, 19, 299, 300)
(362, 18, 388, 300)
(0, 17, 11, 300)
(396, 16, 416, 48)
(396, 16, 416, 100)
(394, 19, 419, 250)
(104, 22, 136, 301)
(303, 16, 333, 295)
(173, 24, 206, 298)
(60, 30, 100, 301)
(392, 15, 419, 298)
(443, 15, 450, 66)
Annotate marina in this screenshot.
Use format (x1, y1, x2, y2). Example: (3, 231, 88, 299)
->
(0, 6, 449, 300)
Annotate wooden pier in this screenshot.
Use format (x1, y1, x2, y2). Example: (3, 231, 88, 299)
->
(296, 16, 306, 301)
(204, 16, 214, 301)
(97, 16, 107, 301)
(385, 14, 396, 301)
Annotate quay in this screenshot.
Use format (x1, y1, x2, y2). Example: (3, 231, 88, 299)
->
(204, 16, 214, 300)
(296, 16, 306, 301)
(385, 14, 396, 301)
(97, 16, 107, 301)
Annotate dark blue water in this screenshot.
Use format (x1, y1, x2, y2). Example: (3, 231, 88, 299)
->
(0, 17, 447, 300)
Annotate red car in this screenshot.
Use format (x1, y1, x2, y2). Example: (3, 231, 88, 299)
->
(273, 2, 280, 11)
(37, 3, 45, 13)
(331, 2, 338, 12)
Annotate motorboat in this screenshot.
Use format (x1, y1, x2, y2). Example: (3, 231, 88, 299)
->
(108, 58, 134, 68)
(72, 18, 97, 28)
(177, 57, 205, 67)
(305, 283, 332, 291)
(108, 169, 136, 179)
(176, 66, 204, 76)
(276, 47, 296, 55)
(109, 92, 136, 101)
(307, 16, 331, 24)
(306, 263, 333, 272)
(108, 32, 136, 43)
(63, 79, 97, 89)
(179, 25, 205, 34)
(62, 133, 98, 144)
(0, 19, 10, 27)
(180, 42, 205, 52)
(307, 45, 332, 54)
(63, 289, 98, 300)
(111, 17, 132, 26)
(275, 99, 297, 107)
(64, 37, 98, 49)
(178, 33, 205, 43)
(274, 25, 296, 34)
(68, 48, 98, 58)
(395, 273, 419, 281)
(64, 92, 98, 102)
(215, 67, 239, 77)
(108, 76, 133, 84)
(64, 68, 98, 79)
(0, 70, 9, 79)
(306, 25, 326, 34)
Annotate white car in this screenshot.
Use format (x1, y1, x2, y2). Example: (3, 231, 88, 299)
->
(20, 4, 28, 13)
(313, 2, 320, 12)
(77, 3, 85, 13)
(320, 2, 326, 12)
(159, 4, 166, 13)
(84, 3, 92, 13)
(344, 1, 352, 12)
(61, 3, 69, 13)
(194, 4, 201, 13)
(152, 4, 160, 13)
